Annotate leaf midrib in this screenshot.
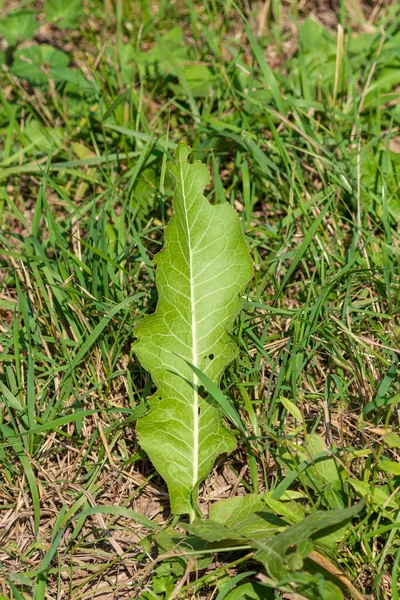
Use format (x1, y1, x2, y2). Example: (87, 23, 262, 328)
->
(179, 161, 199, 490)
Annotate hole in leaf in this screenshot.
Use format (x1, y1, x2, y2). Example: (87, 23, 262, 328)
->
(198, 407, 201, 416)
(208, 353, 214, 360)
(198, 385, 206, 398)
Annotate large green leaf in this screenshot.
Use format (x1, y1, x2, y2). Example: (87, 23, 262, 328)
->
(133, 142, 252, 518)
(0, 11, 38, 46)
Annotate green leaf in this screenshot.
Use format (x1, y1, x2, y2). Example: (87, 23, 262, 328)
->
(170, 65, 215, 98)
(156, 528, 211, 573)
(254, 500, 365, 580)
(0, 380, 24, 412)
(0, 11, 38, 46)
(184, 362, 246, 434)
(23, 120, 64, 152)
(210, 494, 285, 539)
(0, 423, 40, 534)
(183, 495, 285, 546)
(279, 396, 302, 421)
(73, 505, 161, 531)
(223, 582, 275, 600)
(133, 142, 252, 518)
(263, 495, 305, 523)
(134, 26, 188, 78)
(184, 65, 214, 95)
(45, 0, 83, 29)
(244, 23, 285, 114)
(10, 45, 70, 85)
(215, 572, 258, 600)
(183, 519, 248, 544)
(362, 361, 398, 415)
(362, 392, 400, 416)
(278, 435, 346, 512)
(379, 458, 400, 475)
(348, 479, 398, 510)
(382, 432, 400, 449)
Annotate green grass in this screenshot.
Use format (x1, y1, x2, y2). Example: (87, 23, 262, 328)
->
(0, 1, 399, 598)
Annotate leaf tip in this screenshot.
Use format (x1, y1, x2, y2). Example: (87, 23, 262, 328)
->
(175, 141, 192, 163)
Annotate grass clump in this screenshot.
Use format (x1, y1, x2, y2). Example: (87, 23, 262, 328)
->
(0, 1, 399, 599)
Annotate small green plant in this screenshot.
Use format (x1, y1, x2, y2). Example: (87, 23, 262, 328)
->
(133, 142, 252, 519)
(133, 144, 367, 599)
